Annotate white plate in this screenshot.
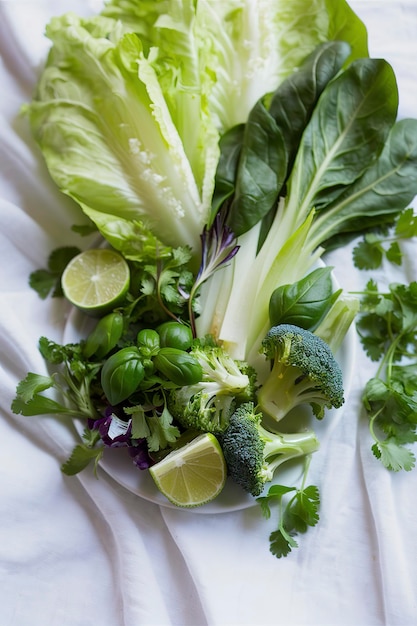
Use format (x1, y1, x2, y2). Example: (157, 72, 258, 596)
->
(63, 291, 356, 514)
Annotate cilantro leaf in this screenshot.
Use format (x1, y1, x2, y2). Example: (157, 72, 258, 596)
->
(29, 269, 58, 300)
(29, 246, 81, 299)
(395, 207, 417, 238)
(286, 485, 320, 532)
(372, 439, 416, 472)
(12, 335, 102, 421)
(385, 242, 402, 265)
(14, 372, 54, 403)
(11, 372, 72, 416)
(352, 208, 417, 270)
(352, 239, 383, 270)
(61, 442, 103, 476)
(269, 528, 298, 559)
(11, 393, 72, 417)
(131, 245, 194, 323)
(126, 403, 180, 452)
(257, 474, 320, 558)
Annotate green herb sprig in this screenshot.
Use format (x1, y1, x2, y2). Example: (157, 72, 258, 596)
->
(29, 246, 81, 299)
(257, 458, 320, 557)
(352, 208, 417, 270)
(356, 279, 417, 471)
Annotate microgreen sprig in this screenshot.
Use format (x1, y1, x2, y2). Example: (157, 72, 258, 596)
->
(187, 211, 239, 337)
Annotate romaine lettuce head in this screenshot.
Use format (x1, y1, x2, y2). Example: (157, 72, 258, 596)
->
(102, 0, 368, 130)
(25, 1, 368, 262)
(26, 13, 213, 261)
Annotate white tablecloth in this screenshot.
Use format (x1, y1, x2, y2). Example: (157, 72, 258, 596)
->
(1, 2, 416, 625)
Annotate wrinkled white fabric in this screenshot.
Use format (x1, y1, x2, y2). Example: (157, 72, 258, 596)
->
(1, 2, 416, 625)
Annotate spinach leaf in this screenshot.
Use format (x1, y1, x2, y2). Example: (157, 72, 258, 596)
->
(325, 0, 369, 61)
(225, 41, 351, 237)
(310, 119, 417, 248)
(209, 123, 245, 224)
(268, 40, 351, 174)
(286, 58, 399, 221)
(227, 98, 287, 237)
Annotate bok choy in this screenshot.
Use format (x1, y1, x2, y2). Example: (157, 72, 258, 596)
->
(196, 44, 417, 362)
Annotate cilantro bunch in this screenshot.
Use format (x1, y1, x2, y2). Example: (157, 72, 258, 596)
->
(357, 280, 417, 471)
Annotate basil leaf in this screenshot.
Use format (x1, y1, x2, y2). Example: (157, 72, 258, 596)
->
(84, 312, 124, 359)
(101, 347, 145, 405)
(269, 266, 339, 330)
(154, 347, 202, 386)
(156, 321, 193, 350)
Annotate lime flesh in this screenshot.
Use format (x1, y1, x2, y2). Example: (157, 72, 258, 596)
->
(61, 248, 130, 316)
(149, 433, 227, 508)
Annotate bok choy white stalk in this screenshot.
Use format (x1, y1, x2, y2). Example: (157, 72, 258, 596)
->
(196, 47, 417, 363)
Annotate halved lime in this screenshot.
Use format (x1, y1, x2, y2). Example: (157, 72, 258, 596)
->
(149, 433, 227, 508)
(61, 248, 130, 316)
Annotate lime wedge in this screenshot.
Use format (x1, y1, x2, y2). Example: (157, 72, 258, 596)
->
(61, 248, 130, 316)
(149, 433, 227, 508)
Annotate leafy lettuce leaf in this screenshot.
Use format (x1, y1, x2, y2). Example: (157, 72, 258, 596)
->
(26, 14, 210, 261)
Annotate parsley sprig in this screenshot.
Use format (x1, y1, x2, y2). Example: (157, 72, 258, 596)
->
(257, 458, 320, 557)
(356, 279, 417, 471)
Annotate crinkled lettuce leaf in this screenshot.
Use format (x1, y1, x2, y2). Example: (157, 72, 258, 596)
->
(103, 0, 368, 130)
(26, 14, 211, 261)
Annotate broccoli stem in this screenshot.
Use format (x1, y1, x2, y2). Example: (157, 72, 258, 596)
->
(257, 362, 329, 423)
(260, 427, 320, 482)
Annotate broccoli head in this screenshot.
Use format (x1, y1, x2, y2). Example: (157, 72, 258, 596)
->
(220, 402, 320, 496)
(258, 324, 344, 422)
(168, 343, 257, 434)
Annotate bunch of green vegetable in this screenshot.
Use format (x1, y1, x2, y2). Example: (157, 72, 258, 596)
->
(11, 0, 417, 558)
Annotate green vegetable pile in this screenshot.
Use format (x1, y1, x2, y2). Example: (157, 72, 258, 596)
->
(11, 0, 417, 558)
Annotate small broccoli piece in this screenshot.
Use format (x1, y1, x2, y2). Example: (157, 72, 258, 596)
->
(258, 324, 344, 422)
(168, 343, 257, 434)
(220, 402, 320, 496)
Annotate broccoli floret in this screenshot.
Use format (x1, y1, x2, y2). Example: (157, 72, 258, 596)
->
(258, 324, 344, 422)
(220, 402, 320, 496)
(168, 343, 257, 434)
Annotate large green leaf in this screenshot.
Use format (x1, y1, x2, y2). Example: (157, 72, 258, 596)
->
(268, 40, 351, 172)
(310, 118, 417, 248)
(225, 40, 352, 237)
(227, 99, 287, 237)
(285, 58, 399, 228)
